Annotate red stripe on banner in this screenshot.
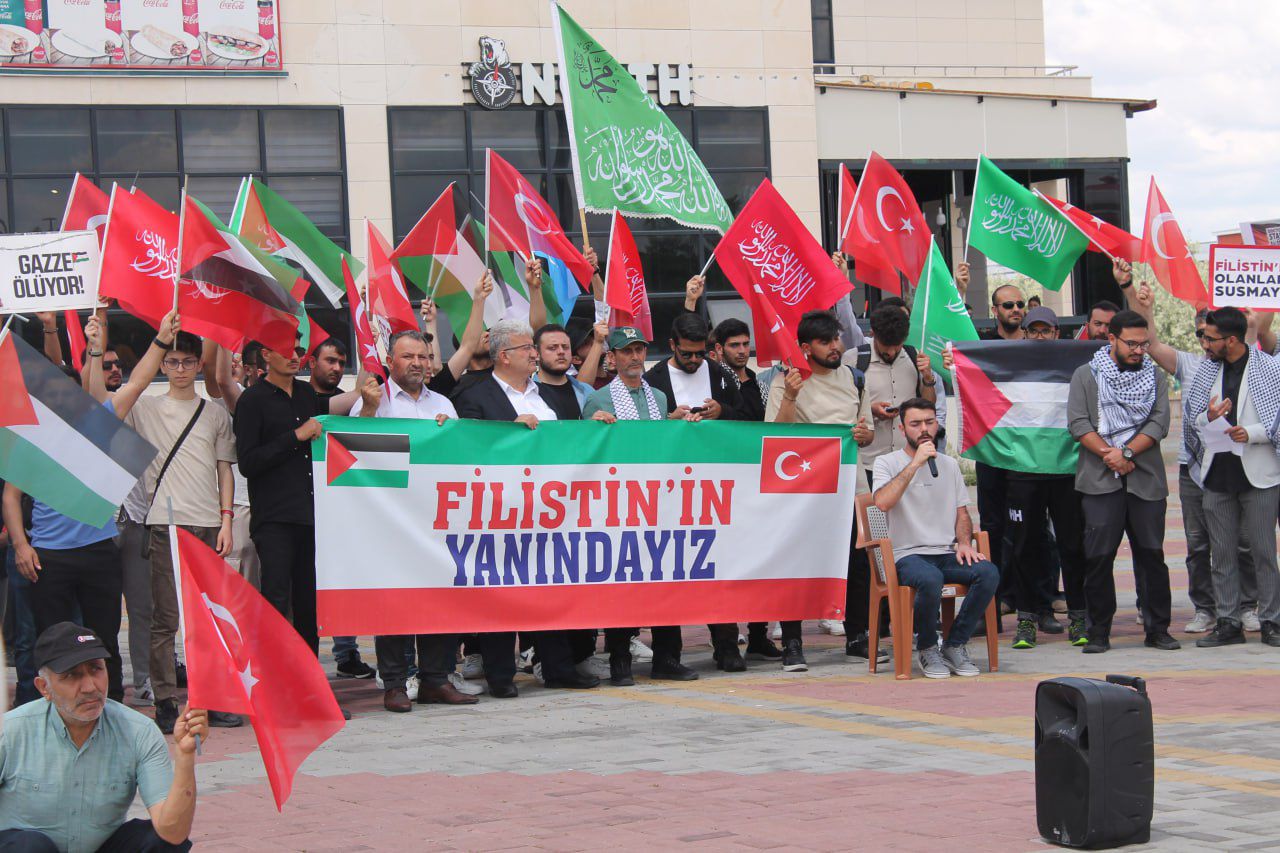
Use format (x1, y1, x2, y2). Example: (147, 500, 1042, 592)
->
(316, 578, 846, 636)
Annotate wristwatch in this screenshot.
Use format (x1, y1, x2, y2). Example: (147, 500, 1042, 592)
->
(1121, 446, 1135, 461)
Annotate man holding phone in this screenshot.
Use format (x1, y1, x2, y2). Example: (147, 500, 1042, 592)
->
(643, 308, 745, 421)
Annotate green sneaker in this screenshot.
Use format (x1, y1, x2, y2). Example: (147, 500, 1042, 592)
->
(1012, 618, 1037, 649)
(1068, 616, 1089, 646)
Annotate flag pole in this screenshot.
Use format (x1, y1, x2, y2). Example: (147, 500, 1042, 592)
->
(172, 176, 188, 314)
(962, 156, 979, 260)
(0, 313, 15, 345)
(166, 497, 201, 756)
(836, 164, 857, 253)
(578, 209, 591, 252)
(484, 149, 492, 274)
(698, 253, 716, 279)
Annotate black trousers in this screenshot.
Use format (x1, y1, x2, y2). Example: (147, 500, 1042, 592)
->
(842, 519, 871, 638)
(569, 628, 598, 663)
(1081, 490, 1171, 641)
(605, 626, 682, 660)
(1007, 477, 1086, 615)
(525, 629, 580, 680)
(976, 462, 1013, 602)
(251, 522, 318, 655)
(375, 633, 456, 689)
(28, 539, 123, 701)
(708, 622, 772, 648)
(0, 819, 190, 851)
(476, 631, 517, 687)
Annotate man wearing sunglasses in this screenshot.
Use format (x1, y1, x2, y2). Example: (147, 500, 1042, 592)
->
(981, 285, 1028, 342)
(1068, 309, 1176, 654)
(642, 304, 745, 423)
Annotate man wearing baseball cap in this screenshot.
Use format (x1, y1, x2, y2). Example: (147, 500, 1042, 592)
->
(0, 622, 208, 851)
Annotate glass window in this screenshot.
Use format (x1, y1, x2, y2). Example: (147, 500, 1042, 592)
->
(390, 110, 466, 172)
(711, 169, 768, 215)
(11, 178, 71, 232)
(181, 109, 260, 173)
(127, 177, 182, 214)
(811, 0, 834, 65)
(264, 176, 345, 240)
(8, 109, 92, 174)
(186, 176, 245, 224)
(696, 111, 767, 169)
(265, 110, 341, 173)
(96, 109, 177, 173)
(0, 179, 8, 234)
(393, 174, 465, 243)
(471, 110, 544, 171)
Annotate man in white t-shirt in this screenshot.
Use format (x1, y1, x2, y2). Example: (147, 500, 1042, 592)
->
(872, 398, 998, 679)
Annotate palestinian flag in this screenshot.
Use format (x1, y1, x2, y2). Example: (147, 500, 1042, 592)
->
(0, 330, 157, 526)
(952, 339, 1103, 475)
(325, 432, 410, 489)
(229, 178, 361, 307)
(181, 196, 303, 355)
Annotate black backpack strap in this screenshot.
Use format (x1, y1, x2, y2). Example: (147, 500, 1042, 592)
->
(854, 343, 871, 375)
(845, 364, 865, 395)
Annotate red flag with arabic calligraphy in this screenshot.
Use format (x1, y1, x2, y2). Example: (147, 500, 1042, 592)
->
(603, 210, 653, 340)
(98, 186, 178, 329)
(714, 180, 853, 376)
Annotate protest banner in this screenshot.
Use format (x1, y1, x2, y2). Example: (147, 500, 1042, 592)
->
(0, 230, 100, 313)
(312, 419, 856, 636)
(1208, 244, 1280, 310)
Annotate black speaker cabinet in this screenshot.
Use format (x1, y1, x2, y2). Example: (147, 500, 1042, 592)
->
(1035, 675, 1154, 848)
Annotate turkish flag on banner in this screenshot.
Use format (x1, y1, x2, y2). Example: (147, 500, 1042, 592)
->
(836, 163, 900, 294)
(60, 173, 111, 244)
(848, 152, 930, 285)
(603, 210, 653, 340)
(366, 221, 419, 336)
(486, 149, 593, 287)
(1141, 178, 1208, 304)
(1037, 192, 1141, 262)
(173, 527, 345, 810)
(343, 257, 385, 379)
(760, 436, 842, 494)
(98, 186, 178, 329)
(714, 179, 852, 376)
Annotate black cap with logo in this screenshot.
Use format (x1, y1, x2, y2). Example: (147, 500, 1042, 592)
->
(34, 622, 109, 674)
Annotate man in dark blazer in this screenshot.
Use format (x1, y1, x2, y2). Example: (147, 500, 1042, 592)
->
(642, 312, 745, 421)
(453, 319, 600, 695)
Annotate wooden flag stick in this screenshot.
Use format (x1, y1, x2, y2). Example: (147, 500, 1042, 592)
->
(578, 209, 591, 252)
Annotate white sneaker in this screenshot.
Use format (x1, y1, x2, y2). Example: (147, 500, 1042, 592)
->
(1184, 610, 1215, 633)
(127, 677, 154, 708)
(576, 657, 610, 679)
(820, 619, 846, 636)
(1243, 610, 1262, 632)
(517, 647, 535, 673)
(770, 623, 782, 640)
(448, 671, 484, 695)
(375, 672, 385, 690)
(1135, 613, 1144, 625)
(405, 675, 420, 702)
(629, 636, 654, 662)
(459, 654, 485, 680)
(533, 662, 544, 683)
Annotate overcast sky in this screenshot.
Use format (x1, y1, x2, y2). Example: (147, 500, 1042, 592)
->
(1043, 1, 1280, 245)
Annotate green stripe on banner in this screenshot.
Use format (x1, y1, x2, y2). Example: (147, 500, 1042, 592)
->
(314, 418, 858, 467)
(963, 426, 1080, 476)
(331, 469, 409, 489)
(0, 429, 120, 526)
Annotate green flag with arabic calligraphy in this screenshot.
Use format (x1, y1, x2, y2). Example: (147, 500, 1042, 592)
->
(551, 2, 732, 233)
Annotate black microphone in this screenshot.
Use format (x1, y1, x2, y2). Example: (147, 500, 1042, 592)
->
(927, 457, 938, 478)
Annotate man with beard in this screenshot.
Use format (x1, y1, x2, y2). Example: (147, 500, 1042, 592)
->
(1068, 310, 1176, 654)
(535, 321, 607, 418)
(1185, 307, 1280, 649)
(643, 309, 744, 422)
(1084, 300, 1121, 342)
(872, 399, 998, 679)
(0, 623, 208, 850)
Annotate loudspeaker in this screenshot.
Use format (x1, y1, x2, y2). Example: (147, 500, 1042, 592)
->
(1035, 674, 1154, 848)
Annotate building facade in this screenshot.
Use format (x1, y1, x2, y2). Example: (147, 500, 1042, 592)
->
(0, 0, 1150, 358)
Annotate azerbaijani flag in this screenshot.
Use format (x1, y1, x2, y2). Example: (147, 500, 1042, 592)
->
(0, 330, 157, 526)
(952, 340, 1102, 475)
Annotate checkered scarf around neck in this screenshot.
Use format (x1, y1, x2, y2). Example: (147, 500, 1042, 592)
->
(1089, 345, 1157, 448)
(1183, 349, 1280, 479)
(609, 376, 662, 421)
(717, 360, 766, 407)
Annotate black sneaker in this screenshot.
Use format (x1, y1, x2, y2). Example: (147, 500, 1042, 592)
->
(1263, 621, 1280, 648)
(209, 710, 244, 727)
(1082, 637, 1110, 654)
(1037, 612, 1064, 635)
(714, 646, 747, 672)
(781, 638, 808, 672)
(1196, 618, 1246, 648)
(1012, 619, 1036, 650)
(650, 656, 699, 681)
(609, 652, 635, 686)
(1144, 631, 1181, 651)
(336, 659, 376, 679)
(844, 632, 889, 663)
(155, 698, 179, 735)
(744, 637, 783, 660)
(175, 661, 187, 688)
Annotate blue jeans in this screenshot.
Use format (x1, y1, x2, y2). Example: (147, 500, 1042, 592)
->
(894, 552, 999, 651)
(331, 635, 360, 665)
(7, 550, 39, 706)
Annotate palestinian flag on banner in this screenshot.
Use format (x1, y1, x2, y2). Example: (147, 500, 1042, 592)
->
(325, 432, 410, 489)
(229, 178, 361, 307)
(952, 339, 1103, 475)
(0, 330, 157, 526)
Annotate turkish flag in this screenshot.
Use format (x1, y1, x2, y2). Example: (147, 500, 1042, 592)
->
(836, 163, 900, 294)
(714, 179, 852, 376)
(64, 310, 86, 371)
(366, 221, 419, 336)
(486, 149, 593, 287)
(99, 186, 178, 329)
(760, 436, 842, 494)
(848, 153, 930, 285)
(174, 527, 345, 810)
(1037, 192, 1141, 262)
(1141, 178, 1208, 304)
(603, 210, 653, 340)
(343, 256, 385, 379)
(60, 173, 111, 244)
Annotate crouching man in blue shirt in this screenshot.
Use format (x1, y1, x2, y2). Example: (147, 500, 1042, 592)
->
(0, 622, 208, 852)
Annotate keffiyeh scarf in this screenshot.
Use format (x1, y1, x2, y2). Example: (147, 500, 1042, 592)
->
(1183, 350, 1280, 481)
(1090, 345, 1157, 448)
(609, 377, 662, 421)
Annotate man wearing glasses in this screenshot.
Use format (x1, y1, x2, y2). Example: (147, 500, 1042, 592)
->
(642, 311, 744, 422)
(105, 312, 241, 734)
(1067, 310, 1177, 654)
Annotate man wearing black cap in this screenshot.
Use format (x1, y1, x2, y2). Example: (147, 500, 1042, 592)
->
(0, 623, 208, 852)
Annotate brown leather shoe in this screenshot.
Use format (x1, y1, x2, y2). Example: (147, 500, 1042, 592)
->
(417, 682, 480, 705)
(383, 687, 411, 713)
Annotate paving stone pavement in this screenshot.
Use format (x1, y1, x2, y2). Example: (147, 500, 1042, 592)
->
(114, 418, 1280, 851)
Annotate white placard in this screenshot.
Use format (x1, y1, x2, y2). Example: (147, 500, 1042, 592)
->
(0, 231, 101, 314)
(1209, 244, 1280, 310)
